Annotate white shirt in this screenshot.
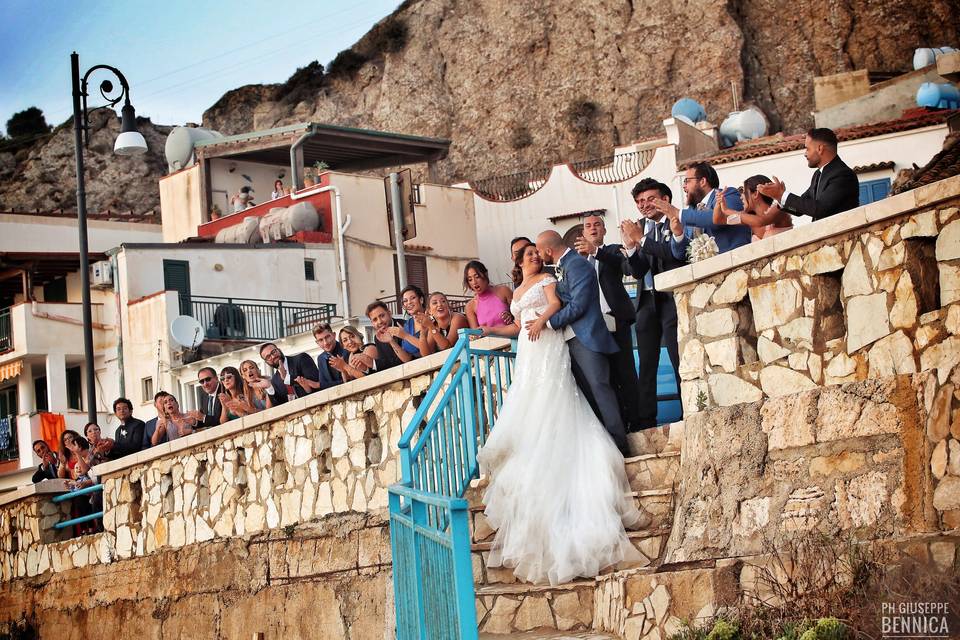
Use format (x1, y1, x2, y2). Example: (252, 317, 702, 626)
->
(586, 244, 612, 315)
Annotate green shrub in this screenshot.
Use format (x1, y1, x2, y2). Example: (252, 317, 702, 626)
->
(797, 618, 848, 640)
(706, 619, 739, 640)
(367, 16, 408, 54)
(326, 49, 369, 80)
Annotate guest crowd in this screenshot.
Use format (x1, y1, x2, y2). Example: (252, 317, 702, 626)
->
(31, 127, 860, 531)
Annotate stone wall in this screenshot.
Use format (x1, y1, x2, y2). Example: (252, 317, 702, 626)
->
(665, 372, 939, 564)
(0, 512, 394, 639)
(659, 177, 960, 420)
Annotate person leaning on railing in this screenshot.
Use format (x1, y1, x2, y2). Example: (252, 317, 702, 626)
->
(240, 360, 275, 410)
(31, 439, 59, 483)
(298, 323, 350, 392)
(83, 422, 114, 464)
(335, 325, 379, 381)
(57, 430, 98, 535)
(712, 175, 793, 241)
(218, 366, 257, 424)
(417, 292, 470, 353)
(151, 395, 198, 445)
(367, 301, 416, 371)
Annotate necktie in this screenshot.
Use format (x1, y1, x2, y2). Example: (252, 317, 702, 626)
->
(812, 170, 822, 198)
(208, 394, 215, 415)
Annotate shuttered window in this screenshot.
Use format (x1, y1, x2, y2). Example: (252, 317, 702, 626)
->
(163, 260, 192, 315)
(394, 255, 429, 298)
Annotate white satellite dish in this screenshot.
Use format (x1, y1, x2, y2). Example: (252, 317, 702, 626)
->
(170, 315, 205, 350)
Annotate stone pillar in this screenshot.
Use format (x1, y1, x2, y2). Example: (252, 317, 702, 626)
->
(16, 361, 35, 465)
(45, 353, 68, 415)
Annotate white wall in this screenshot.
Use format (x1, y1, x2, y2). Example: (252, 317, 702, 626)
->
(118, 245, 338, 306)
(473, 143, 678, 285)
(0, 215, 162, 254)
(209, 158, 289, 215)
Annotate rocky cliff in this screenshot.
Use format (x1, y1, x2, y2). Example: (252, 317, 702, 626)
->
(2, 0, 958, 214)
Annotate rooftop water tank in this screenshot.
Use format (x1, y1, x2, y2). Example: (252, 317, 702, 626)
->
(718, 107, 769, 147)
(165, 126, 223, 173)
(913, 47, 957, 70)
(671, 98, 706, 125)
(917, 82, 960, 109)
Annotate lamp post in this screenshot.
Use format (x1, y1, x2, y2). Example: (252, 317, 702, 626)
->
(71, 52, 147, 423)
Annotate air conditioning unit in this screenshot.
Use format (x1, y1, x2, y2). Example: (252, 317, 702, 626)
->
(90, 260, 113, 288)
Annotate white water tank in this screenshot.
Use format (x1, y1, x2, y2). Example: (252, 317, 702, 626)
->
(215, 216, 260, 244)
(718, 107, 768, 147)
(165, 126, 223, 173)
(913, 47, 957, 70)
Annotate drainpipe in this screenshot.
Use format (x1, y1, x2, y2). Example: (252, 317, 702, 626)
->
(290, 185, 351, 318)
(289, 125, 317, 191)
(107, 249, 125, 399)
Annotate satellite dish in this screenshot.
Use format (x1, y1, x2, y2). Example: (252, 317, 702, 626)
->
(170, 315, 205, 350)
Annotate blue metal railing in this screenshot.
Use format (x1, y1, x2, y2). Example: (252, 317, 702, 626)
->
(52, 483, 104, 531)
(389, 328, 515, 640)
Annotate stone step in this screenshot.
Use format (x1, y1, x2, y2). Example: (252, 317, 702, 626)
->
(627, 422, 683, 457)
(475, 580, 597, 635)
(472, 528, 671, 586)
(623, 451, 680, 493)
(465, 451, 680, 510)
(469, 489, 675, 546)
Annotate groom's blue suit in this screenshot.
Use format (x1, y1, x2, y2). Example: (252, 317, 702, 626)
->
(548, 249, 629, 455)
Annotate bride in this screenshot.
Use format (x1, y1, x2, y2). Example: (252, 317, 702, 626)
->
(476, 244, 643, 586)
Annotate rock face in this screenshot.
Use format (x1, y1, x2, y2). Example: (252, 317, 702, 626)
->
(0, 110, 170, 216)
(2, 0, 958, 212)
(202, 0, 960, 184)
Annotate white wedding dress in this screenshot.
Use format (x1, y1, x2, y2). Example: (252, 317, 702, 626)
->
(476, 276, 641, 586)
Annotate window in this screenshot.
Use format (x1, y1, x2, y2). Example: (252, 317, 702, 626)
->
(141, 377, 154, 405)
(43, 278, 67, 303)
(163, 260, 192, 315)
(412, 184, 422, 205)
(66, 366, 82, 411)
(858, 178, 891, 206)
(34, 376, 48, 412)
(304, 259, 316, 281)
(394, 255, 429, 299)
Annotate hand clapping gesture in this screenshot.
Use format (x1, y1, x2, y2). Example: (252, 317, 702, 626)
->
(756, 177, 786, 202)
(619, 220, 644, 249)
(573, 235, 597, 256)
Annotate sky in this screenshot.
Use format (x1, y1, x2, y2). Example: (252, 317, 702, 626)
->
(0, 0, 402, 135)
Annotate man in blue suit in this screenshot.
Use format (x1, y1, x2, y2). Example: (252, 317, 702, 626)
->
(654, 161, 751, 260)
(533, 230, 629, 456)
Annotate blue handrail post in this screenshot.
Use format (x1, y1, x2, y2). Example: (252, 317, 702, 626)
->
(410, 495, 429, 639)
(458, 341, 479, 481)
(450, 501, 479, 638)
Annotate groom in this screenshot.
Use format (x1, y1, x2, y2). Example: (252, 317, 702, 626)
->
(533, 230, 630, 456)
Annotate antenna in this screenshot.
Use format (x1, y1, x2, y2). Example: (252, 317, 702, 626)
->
(730, 80, 740, 112)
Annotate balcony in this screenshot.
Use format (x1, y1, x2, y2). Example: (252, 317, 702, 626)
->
(0, 302, 107, 365)
(182, 295, 338, 342)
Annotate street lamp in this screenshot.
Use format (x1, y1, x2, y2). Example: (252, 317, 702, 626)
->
(71, 51, 147, 423)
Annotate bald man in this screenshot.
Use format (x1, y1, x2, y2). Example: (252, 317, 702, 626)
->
(533, 230, 629, 455)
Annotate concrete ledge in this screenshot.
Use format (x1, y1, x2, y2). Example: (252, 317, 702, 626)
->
(654, 174, 958, 292)
(92, 336, 511, 478)
(0, 479, 69, 508)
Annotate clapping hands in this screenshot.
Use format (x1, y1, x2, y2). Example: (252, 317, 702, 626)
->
(756, 177, 785, 201)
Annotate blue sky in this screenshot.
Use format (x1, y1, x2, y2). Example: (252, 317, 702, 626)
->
(0, 0, 401, 134)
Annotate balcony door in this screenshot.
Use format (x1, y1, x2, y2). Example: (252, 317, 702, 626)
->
(163, 260, 192, 316)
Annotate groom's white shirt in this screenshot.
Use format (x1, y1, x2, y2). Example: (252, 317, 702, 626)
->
(551, 248, 578, 342)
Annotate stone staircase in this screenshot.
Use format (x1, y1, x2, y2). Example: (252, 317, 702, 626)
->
(471, 424, 683, 637)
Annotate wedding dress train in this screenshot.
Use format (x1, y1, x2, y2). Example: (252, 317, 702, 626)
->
(476, 276, 640, 586)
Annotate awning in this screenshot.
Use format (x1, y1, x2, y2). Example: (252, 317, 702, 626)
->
(0, 360, 22, 383)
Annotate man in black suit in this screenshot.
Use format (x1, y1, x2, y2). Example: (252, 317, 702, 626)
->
(575, 213, 642, 432)
(620, 178, 687, 429)
(259, 342, 320, 403)
(111, 397, 147, 457)
(313, 323, 349, 390)
(196, 367, 224, 428)
(31, 440, 59, 483)
(758, 127, 860, 220)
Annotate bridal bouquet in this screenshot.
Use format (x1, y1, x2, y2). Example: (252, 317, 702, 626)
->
(686, 234, 720, 263)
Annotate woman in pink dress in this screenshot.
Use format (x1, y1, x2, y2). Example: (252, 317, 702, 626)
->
(714, 174, 793, 241)
(463, 260, 514, 333)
